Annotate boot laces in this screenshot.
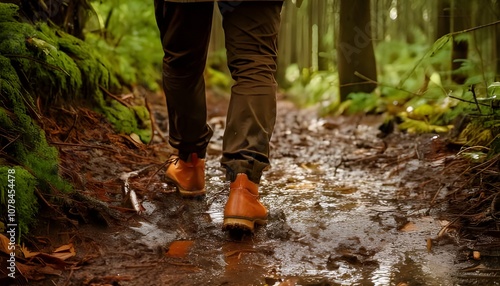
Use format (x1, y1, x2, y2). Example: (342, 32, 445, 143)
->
(166, 156, 180, 166)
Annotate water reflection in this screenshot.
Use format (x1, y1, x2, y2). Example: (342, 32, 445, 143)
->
(371, 263, 394, 286)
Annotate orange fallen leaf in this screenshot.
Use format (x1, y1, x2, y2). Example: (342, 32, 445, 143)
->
(20, 245, 41, 258)
(19, 243, 76, 268)
(0, 233, 12, 254)
(54, 243, 73, 253)
(166, 240, 194, 258)
(426, 238, 432, 253)
(400, 222, 417, 232)
(36, 265, 63, 276)
(50, 243, 76, 261)
(16, 262, 46, 281)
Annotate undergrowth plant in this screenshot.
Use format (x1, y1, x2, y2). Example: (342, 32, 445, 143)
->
(283, 24, 499, 157)
(86, 0, 163, 91)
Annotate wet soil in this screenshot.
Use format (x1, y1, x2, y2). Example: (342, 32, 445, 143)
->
(18, 92, 500, 285)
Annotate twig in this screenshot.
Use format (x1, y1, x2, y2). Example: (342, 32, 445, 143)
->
(123, 263, 159, 268)
(491, 193, 500, 220)
(34, 188, 78, 227)
(437, 192, 497, 239)
(49, 141, 117, 152)
(3, 54, 70, 76)
(145, 98, 168, 144)
(63, 267, 75, 286)
(467, 153, 500, 175)
(449, 20, 500, 36)
(145, 98, 155, 144)
(63, 112, 79, 143)
(448, 95, 491, 107)
(99, 85, 131, 107)
(470, 86, 482, 115)
(428, 184, 446, 211)
(0, 134, 20, 152)
(353, 71, 420, 97)
(165, 261, 198, 267)
(108, 205, 137, 213)
(145, 158, 176, 189)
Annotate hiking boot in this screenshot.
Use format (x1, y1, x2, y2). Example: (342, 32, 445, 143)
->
(165, 153, 206, 197)
(223, 173, 268, 232)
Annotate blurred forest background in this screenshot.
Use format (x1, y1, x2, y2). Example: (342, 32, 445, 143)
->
(80, 0, 500, 139)
(0, 0, 499, 237)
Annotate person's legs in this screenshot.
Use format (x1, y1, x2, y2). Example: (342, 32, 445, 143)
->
(154, 0, 214, 162)
(154, 1, 214, 196)
(219, 0, 284, 231)
(219, 0, 283, 184)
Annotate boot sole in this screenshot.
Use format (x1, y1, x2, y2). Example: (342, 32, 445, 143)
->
(165, 177, 206, 197)
(223, 217, 267, 232)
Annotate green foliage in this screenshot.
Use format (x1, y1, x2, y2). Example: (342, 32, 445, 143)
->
(284, 64, 339, 113)
(452, 83, 500, 157)
(341, 92, 381, 114)
(0, 166, 38, 239)
(87, 0, 163, 91)
(282, 18, 498, 158)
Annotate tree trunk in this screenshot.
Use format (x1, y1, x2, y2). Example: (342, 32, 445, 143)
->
(436, 0, 451, 39)
(496, 0, 500, 80)
(450, 0, 471, 84)
(337, 0, 377, 101)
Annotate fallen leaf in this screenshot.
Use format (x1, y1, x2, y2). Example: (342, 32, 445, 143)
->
(439, 220, 450, 226)
(54, 243, 74, 253)
(16, 262, 46, 281)
(130, 133, 143, 145)
(426, 238, 432, 253)
(400, 222, 417, 232)
(166, 240, 194, 258)
(460, 263, 487, 272)
(37, 265, 63, 276)
(473, 251, 481, 260)
(51, 243, 76, 261)
(18, 243, 76, 268)
(0, 233, 12, 254)
(20, 245, 41, 258)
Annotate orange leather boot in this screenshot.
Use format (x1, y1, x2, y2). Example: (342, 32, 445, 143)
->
(165, 153, 206, 197)
(223, 173, 268, 232)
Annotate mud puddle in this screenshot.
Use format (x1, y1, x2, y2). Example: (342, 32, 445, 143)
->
(28, 101, 498, 286)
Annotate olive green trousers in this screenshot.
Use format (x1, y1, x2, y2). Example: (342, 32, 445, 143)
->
(154, 1, 283, 184)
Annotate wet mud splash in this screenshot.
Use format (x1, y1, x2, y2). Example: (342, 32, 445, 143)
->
(26, 100, 499, 286)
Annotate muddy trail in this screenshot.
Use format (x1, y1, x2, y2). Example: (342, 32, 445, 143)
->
(19, 93, 500, 286)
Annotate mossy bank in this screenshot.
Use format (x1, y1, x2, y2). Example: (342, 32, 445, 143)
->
(0, 3, 152, 238)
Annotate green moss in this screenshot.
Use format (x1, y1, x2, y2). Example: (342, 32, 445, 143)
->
(0, 3, 18, 23)
(0, 4, 152, 239)
(0, 166, 38, 239)
(101, 102, 152, 143)
(0, 55, 71, 193)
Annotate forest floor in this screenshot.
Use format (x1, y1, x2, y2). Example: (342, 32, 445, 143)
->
(3, 90, 500, 286)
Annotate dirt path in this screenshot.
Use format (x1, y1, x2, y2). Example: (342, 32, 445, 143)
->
(22, 97, 498, 286)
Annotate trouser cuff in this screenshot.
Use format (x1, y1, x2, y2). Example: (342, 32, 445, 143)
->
(223, 159, 269, 184)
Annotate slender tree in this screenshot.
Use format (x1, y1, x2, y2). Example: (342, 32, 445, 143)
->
(337, 0, 377, 101)
(496, 0, 500, 80)
(437, 0, 471, 84)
